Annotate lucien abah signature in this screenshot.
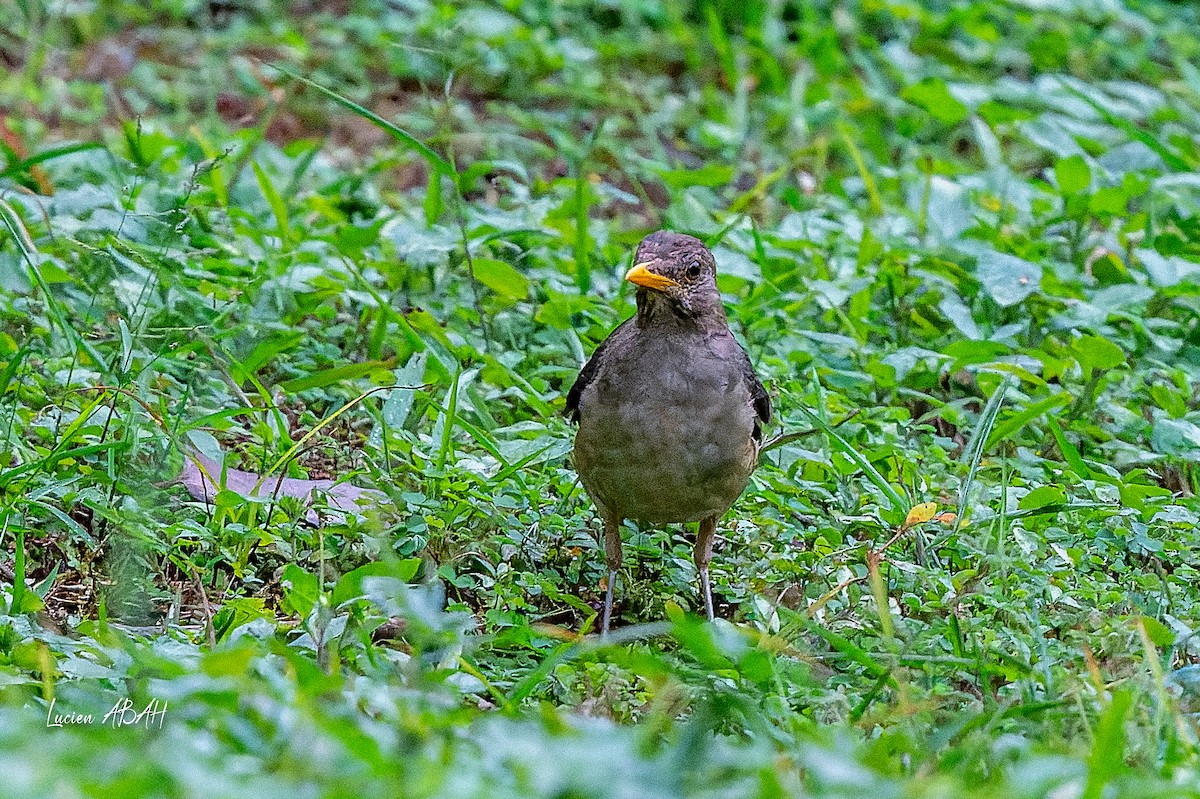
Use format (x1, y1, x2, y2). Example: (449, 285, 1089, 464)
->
(46, 696, 167, 729)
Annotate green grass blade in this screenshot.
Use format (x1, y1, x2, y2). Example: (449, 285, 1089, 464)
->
(795, 403, 905, 511)
(953, 376, 1012, 537)
(1046, 416, 1093, 480)
(251, 160, 291, 244)
(803, 615, 893, 682)
(984, 392, 1070, 450)
(836, 119, 883, 215)
(10, 525, 25, 615)
(1082, 689, 1132, 799)
(266, 63, 455, 177)
(435, 367, 461, 472)
(0, 141, 106, 178)
(278, 361, 391, 393)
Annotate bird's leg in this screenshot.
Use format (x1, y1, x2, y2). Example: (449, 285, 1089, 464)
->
(601, 516, 623, 636)
(695, 516, 718, 622)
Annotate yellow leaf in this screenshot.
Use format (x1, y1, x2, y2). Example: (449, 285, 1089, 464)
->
(903, 502, 939, 529)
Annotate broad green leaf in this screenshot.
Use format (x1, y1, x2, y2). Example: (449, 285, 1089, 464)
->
(974, 250, 1042, 307)
(281, 564, 320, 618)
(1018, 485, 1066, 510)
(381, 352, 428, 430)
(1141, 616, 1175, 647)
(1054, 154, 1090, 194)
(977, 100, 1035, 125)
(1069, 335, 1125, 381)
(1059, 78, 1190, 172)
(201, 647, 257, 677)
(535, 292, 593, 330)
(472, 257, 530, 300)
(1089, 186, 1128, 216)
(1150, 384, 1187, 419)
(1150, 418, 1200, 456)
(331, 560, 422, 607)
(1119, 482, 1172, 514)
(900, 78, 969, 125)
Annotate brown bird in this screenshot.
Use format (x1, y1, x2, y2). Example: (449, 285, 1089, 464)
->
(566, 230, 771, 633)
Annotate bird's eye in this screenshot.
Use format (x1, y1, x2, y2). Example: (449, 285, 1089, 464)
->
(687, 262, 701, 278)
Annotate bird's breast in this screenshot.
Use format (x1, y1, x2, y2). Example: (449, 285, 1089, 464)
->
(573, 332, 758, 523)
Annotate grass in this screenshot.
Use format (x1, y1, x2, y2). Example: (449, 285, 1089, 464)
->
(3, 0, 1200, 795)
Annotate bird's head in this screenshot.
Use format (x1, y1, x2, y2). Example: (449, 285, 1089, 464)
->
(625, 231, 725, 324)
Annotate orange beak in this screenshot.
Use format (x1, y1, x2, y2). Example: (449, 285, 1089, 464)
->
(624, 262, 678, 291)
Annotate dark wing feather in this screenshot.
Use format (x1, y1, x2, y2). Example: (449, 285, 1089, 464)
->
(747, 367, 771, 443)
(565, 318, 634, 423)
(733, 342, 771, 442)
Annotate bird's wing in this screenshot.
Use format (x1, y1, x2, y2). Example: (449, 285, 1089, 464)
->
(742, 357, 771, 442)
(565, 318, 635, 423)
(725, 336, 771, 441)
